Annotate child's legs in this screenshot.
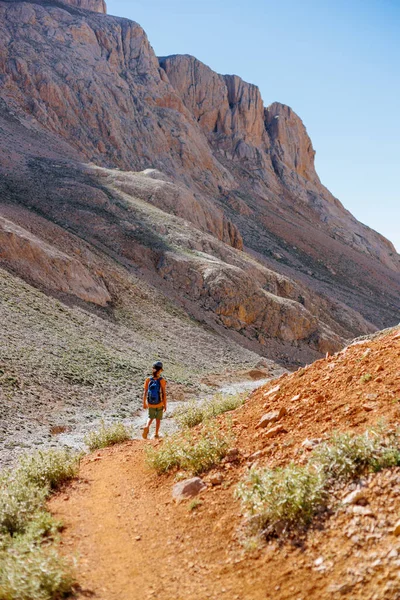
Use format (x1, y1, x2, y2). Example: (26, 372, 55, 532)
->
(146, 417, 154, 429)
(155, 418, 161, 435)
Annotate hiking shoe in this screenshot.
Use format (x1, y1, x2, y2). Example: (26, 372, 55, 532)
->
(142, 426, 149, 440)
(154, 434, 161, 439)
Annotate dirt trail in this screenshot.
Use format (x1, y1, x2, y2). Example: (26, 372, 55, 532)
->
(51, 441, 321, 600)
(50, 327, 400, 600)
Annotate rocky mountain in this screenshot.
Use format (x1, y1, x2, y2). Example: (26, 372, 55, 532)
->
(0, 0, 399, 374)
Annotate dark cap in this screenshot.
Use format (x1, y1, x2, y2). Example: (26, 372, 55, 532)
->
(152, 361, 163, 370)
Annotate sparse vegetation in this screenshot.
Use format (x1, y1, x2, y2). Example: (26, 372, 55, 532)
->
(175, 393, 246, 429)
(16, 448, 80, 490)
(0, 536, 74, 600)
(146, 423, 231, 475)
(359, 373, 372, 383)
(311, 427, 400, 480)
(188, 499, 202, 511)
(84, 420, 132, 451)
(0, 474, 47, 536)
(236, 463, 326, 536)
(237, 426, 400, 539)
(0, 449, 79, 599)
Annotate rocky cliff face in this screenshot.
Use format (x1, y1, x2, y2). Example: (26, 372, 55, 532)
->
(0, 215, 111, 305)
(160, 54, 398, 272)
(0, 0, 399, 364)
(61, 0, 107, 13)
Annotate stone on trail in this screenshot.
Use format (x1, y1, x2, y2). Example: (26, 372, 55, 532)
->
(172, 477, 207, 503)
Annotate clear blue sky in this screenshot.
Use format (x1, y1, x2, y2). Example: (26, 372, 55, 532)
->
(108, 0, 400, 252)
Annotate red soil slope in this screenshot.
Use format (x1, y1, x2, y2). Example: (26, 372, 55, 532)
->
(51, 327, 400, 600)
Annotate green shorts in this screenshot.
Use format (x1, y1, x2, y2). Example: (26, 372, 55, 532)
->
(148, 406, 164, 420)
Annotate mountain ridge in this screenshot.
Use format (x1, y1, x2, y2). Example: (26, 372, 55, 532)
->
(0, 0, 399, 367)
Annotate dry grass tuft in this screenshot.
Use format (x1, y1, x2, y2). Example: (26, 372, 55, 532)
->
(84, 420, 132, 451)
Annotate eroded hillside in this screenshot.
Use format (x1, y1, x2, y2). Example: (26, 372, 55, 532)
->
(0, 0, 399, 466)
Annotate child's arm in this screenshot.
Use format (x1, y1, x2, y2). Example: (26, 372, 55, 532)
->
(143, 378, 149, 409)
(161, 379, 167, 413)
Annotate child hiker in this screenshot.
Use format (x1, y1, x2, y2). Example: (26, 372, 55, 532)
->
(142, 361, 167, 439)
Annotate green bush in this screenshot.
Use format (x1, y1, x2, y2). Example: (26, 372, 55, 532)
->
(146, 424, 231, 475)
(0, 536, 74, 600)
(0, 448, 78, 599)
(236, 426, 400, 539)
(0, 474, 47, 536)
(84, 420, 132, 451)
(311, 428, 400, 480)
(176, 393, 245, 429)
(175, 401, 205, 428)
(236, 463, 326, 536)
(16, 449, 80, 490)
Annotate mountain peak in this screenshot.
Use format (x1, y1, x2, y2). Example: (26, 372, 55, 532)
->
(60, 0, 106, 13)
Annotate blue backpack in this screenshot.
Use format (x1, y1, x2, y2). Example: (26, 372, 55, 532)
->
(147, 377, 163, 405)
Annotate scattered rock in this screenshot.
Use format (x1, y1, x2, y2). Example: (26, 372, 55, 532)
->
(351, 506, 374, 517)
(263, 385, 280, 398)
(302, 438, 322, 450)
(291, 394, 301, 402)
(392, 520, 400, 536)
(172, 477, 207, 503)
(257, 410, 280, 428)
(248, 449, 266, 461)
(225, 448, 240, 462)
(343, 489, 367, 505)
(362, 404, 375, 412)
(264, 424, 287, 438)
(327, 582, 354, 594)
(209, 472, 224, 486)
(257, 407, 287, 429)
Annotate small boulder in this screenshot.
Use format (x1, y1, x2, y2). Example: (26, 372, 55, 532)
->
(257, 406, 287, 429)
(257, 410, 280, 428)
(263, 384, 280, 398)
(248, 449, 266, 461)
(343, 489, 366, 505)
(351, 506, 374, 517)
(209, 472, 224, 486)
(264, 424, 287, 438)
(393, 520, 400, 536)
(225, 448, 240, 462)
(172, 477, 206, 503)
(302, 438, 322, 451)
